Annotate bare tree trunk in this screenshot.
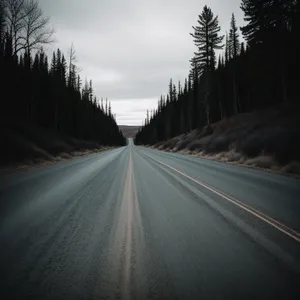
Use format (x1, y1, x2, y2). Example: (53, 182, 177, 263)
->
(68, 43, 76, 87)
(5, 0, 54, 55)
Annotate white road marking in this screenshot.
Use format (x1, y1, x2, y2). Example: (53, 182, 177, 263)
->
(144, 152, 300, 244)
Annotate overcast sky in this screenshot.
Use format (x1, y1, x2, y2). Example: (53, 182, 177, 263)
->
(39, 0, 244, 125)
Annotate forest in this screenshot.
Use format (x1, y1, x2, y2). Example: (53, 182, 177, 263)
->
(135, 0, 300, 160)
(0, 0, 125, 166)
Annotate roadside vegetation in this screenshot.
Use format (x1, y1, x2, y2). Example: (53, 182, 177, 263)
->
(135, 0, 300, 175)
(0, 0, 126, 167)
(152, 103, 300, 175)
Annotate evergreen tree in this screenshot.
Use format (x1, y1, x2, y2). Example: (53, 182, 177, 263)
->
(229, 13, 240, 58)
(60, 55, 67, 85)
(0, 21, 125, 147)
(50, 51, 56, 75)
(225, 32, 230, 62)
(168, 78, 173, 102)
(240, 0, 296, 47)
(172, 84, 177, 102)
(178, 81, 182, 96)
(217, 55, 222, 69)
(76, 74, 81, 91)
(240, 42, 245, 55)
(89, 80, 93, 102)
(101, 97, 104, 111)
(191, 5, 224, 74)
(240, 0, 265, 47)
(108, 101, 112, 117)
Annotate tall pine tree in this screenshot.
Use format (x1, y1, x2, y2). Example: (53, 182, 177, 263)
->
(191, 5, 224, 74)
(229, 13, 240, 58)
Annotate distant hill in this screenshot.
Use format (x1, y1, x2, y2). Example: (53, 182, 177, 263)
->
(119, 126, 140, 138)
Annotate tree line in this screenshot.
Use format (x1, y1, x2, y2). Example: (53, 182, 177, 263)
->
(0, 0, 125, 146)
(135, 0, 300, 145)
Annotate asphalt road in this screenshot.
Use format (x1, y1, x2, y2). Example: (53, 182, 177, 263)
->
(1, 139, 300, 300)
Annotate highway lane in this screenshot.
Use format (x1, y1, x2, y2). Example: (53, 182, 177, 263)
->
(0, 140, 300, 299)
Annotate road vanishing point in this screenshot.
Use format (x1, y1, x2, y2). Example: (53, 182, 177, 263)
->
(1, 139, 300, 299)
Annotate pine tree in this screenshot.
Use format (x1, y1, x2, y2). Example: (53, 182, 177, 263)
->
(33, 53, 39, 70)
(39, 49, 46, 73)
(225, 32, 230, 62)
(190, 5, 224, 74)
(172, 84, 177, 102)
(178, 81, 182, 96)
(184, 78, 188, 94)
(56, 49, 61, 69)
(240, 0, 295, 47)
(82, 79, 89, 101)
(240, 42, 245, 55)
(61, 55, 67, 85)
(76, 74, 81, 91)
(24, 50, 32, 69)
(218, 55, 222, 69)
(108, 101, 112, 116)
(229, 13, 240, 58)
(240, 0, 264, 47)
(89, 80, 93, 102)
(44, 55, 49, 74)
(50, 51, 56, 76)
(68, 43, 76, 88)
(168, 78, 173, 102)
(146, 110, 149, 125)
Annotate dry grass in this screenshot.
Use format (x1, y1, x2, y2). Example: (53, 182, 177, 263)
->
(281, 161, 300, 175)
(152, 103, 300, 176)
(244, 155, 275, 169)
(58, 152, 73, 160)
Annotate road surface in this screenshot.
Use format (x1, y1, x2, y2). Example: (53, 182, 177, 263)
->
(1, 139, 300, 299)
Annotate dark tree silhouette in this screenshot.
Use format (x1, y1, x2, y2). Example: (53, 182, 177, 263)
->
(135, 1, 299, 146)
(0, 0, 125, 147)
(229, 13, 240, 58)
(190, 5, 224, 74)
(4, 0, 54, 55)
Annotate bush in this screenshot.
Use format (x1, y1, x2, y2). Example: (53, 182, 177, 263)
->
(0, 129, 53, 165)
(281, 161, 300, 175)
(161, 138, 179, 150)
(187, 138, 205, 151)
(224, 151, 243, 162)
(204, 136, 231, 154)
(245, 155, 275, 169)
(176, 137, 193, 151)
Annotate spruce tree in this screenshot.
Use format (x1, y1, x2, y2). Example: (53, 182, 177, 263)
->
(50, 51, 56, 76)
(225, 32, 230, 62)
(229, 13, 240, 58)
(190, 5, 224, 74)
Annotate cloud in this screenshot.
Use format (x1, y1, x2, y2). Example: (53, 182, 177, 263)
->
(110, 98, 159, 125)
(39, 0, 245, 125)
